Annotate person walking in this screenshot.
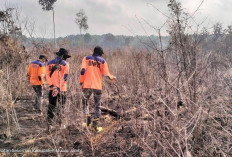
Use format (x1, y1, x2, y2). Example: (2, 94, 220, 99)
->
(79, 46, 115, 132)
(27, 54, 48, 114)
(46, 48, 71, 129)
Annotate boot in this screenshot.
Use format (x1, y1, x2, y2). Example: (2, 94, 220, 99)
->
(87, 115, 91, 127)
(92, 118, 103, 132)
(82, 115, 91, 128)
(47, 118, 53, 131)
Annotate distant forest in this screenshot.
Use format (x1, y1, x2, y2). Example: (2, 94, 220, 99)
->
(22, 24, 232, 54)
(22, 33, 170, 50)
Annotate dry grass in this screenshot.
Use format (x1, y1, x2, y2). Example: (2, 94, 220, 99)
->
(0, 34, 232, 157)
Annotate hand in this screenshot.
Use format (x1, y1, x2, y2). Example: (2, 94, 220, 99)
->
(27, 78, 30, 84)
(42, 84, 47, 89)
(106, 76, 116, 80)
(52, 87, 59, 97)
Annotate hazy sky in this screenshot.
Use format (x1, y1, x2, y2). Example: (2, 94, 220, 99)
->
(1, 0, 232, 38)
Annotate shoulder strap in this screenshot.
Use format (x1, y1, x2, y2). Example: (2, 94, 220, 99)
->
(49, 57, 63, 77)
(49, 65, 58, 77)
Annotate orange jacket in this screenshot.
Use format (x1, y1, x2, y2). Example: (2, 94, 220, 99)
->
(80, 55, 113, 90)
(46, 57, 69, 91)
(27, 60, 46, 85)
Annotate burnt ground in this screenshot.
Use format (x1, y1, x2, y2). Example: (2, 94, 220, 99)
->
(1, 89, 232, 156)
(0, 92, 143, 157)
(0, 97, 71, 157)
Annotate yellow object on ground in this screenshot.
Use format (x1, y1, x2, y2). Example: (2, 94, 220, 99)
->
(96, 127, 103, 132)
(82, 122, 102, 132)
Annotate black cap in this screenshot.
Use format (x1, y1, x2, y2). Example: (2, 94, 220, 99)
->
(39, 54, 48, 61)
(93, 46, 104, 56)
(56, 48, 71, 58)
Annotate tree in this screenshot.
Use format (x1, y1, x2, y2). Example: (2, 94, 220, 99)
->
(213, 22, 223, 41)
(38, 0, 57, 47)
(226, 25, 232, 35)
(84, 33, 91, 43)
(103, 33, 116, 48)
(39, 0, 57, 10)
(0, 8, 21, 36)
(124, 37, 132, 46)
(75, 9, 88, 35)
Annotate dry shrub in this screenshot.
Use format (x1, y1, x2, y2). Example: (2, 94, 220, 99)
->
(0, 2, 231, 156)
(50, 45, 231, 156)
(0, 42, 231, 156)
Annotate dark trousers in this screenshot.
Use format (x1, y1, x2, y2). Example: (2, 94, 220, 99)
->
(82, 89, 102, 119)
(32, 85, 42, 112)
(47, 90, 66, 124)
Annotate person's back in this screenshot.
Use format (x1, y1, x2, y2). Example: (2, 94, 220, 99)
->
(46, 57, 69, 91)
(28, 60, 45, 85)
(80, 55, 112, 90)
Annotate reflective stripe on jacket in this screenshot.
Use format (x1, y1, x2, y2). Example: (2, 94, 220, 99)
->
(46, 57, 69, 91)
(80, 55, 113, 90)
(27, 60, 45, 85)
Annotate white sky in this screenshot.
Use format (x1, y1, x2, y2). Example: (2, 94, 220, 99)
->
(1, 0, 232, 38)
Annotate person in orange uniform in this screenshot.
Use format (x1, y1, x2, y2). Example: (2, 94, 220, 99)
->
(27, 55, 48, 114)
(46, 48, 71, 127)
(80, 46, 115, 132)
